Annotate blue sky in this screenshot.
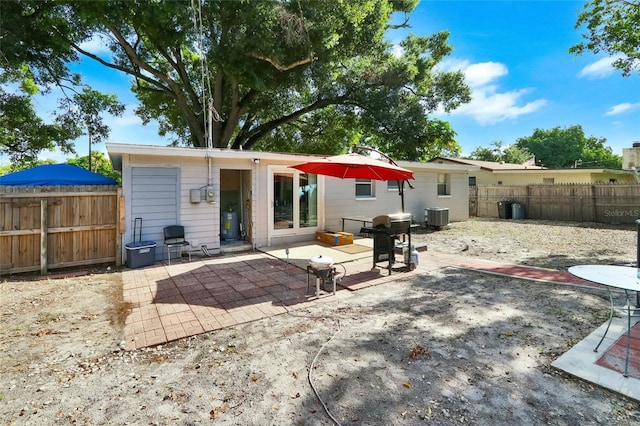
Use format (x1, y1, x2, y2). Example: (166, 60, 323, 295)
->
(7, 0, 639, 166)
(408, 0, 639, 158)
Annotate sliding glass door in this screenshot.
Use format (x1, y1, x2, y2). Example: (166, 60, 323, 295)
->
(270, 168, 319, 236)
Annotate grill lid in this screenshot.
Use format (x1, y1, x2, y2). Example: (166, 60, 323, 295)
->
(372, 213, 412, 228)
(309, 254, 334, 270)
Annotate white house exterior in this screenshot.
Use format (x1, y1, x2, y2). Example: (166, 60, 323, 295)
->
(107, 143, 476, 262)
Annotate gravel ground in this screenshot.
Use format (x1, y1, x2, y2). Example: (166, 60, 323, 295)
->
(413, 217, 638, 270)
(1, 218, 639, 425)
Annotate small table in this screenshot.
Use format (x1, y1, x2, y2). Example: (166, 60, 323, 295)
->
(568, 265, 640, 377)
(341, 216, 373, 232)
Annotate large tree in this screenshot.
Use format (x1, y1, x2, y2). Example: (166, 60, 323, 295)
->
(515, 125, 621, 169)
(570, 0, 640, 76)
(0, 0, 122, 164)
(37, 0, 470, 160)
(468, 140, 533, 164)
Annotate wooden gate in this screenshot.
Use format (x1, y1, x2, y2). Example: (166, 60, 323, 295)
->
(0, 185, 121, 275)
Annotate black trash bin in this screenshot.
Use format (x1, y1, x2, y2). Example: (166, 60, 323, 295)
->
(497, 200, 512, 219)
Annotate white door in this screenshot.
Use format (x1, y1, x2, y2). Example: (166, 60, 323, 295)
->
(268, 166, 320, 238)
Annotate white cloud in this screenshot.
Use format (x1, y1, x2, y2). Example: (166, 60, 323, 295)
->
(439, 60, 547, 125)
(453, 86, 548, 125)
(391, 43, 404, 58)
(604, 102, 640, 116)
(578, 55, 623, 79)
(463, 62, 508, 88)
(78, 34, 113, 55)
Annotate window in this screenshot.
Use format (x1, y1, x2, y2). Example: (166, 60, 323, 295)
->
(468, 176, 477, 186)
(437, 173, 450, 196)
(387, 180, 399, 191)
(543, 178, 555, 185)
(356, 178, 374, 198)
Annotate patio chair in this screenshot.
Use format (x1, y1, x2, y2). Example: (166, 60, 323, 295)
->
(163, 225, 191, 265)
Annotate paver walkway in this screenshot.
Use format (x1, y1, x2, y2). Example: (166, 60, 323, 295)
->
(121, 248, 639, 400)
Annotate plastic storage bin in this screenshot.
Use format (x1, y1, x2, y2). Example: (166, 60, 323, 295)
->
(125, 241, 157, 268)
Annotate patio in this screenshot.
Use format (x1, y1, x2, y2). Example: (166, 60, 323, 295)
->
(121, 242, 640, 401)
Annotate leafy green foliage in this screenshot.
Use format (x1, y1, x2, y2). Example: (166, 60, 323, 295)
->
(67, 152, 121, 184)
(0, 158, 55, 175)
(0, 91, 78, 163)
(0, 1, 123, 163)
(468, 141, 533, 164)
(62, 0, 470, 159)
(515, 125, 621, 169)
(570, 0, 640, 76)
(56, 88, 124, 170)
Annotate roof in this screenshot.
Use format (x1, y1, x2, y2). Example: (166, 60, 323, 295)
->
(106, 143, 480, 173)
(429, 157, 545, 171)
(0, 164, 117, 186)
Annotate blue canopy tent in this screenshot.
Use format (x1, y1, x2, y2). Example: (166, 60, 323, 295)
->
(0, 164, 117, 186)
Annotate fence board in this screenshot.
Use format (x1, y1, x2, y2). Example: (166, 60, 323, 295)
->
(0, 185, 119, 275)
(471, 184, 640, 224)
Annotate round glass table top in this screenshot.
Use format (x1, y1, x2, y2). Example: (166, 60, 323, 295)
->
(568, 265, 640, 292)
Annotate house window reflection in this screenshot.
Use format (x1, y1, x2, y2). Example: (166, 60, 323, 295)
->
(299, 174, 317, 227)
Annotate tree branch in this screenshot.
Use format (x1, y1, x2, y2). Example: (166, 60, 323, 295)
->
(249, 53, 317, 72)
(71, 40, 172, 95)
(236, 95, 347, 150)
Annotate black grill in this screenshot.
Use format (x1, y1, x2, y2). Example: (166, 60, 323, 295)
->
(361, 213, 412, 275)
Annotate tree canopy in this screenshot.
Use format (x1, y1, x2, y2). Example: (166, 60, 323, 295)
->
(570, 0, 640, 76)
(467, 140, 533, 164)
(4, 0, 470, 161)
(514, 125, 622, 169)
(0, 0, 123, 166)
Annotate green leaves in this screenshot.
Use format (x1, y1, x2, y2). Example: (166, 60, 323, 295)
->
(570, 0, 640, 76)
(515, 125, 622, 169)
(2, 0, 472, 161)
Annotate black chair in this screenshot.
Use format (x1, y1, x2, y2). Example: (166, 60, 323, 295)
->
(163, 225, 191, 265)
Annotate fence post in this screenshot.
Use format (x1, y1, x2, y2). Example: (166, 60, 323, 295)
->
(40, 199, 47, 275)
(636, 218, 640, 307)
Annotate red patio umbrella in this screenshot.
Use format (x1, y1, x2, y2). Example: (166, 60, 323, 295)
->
(289, 153, 414, 181)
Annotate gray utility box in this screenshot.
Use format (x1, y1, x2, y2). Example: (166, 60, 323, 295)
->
(425, 207, 449, 228)
(125, 241, 157, 269)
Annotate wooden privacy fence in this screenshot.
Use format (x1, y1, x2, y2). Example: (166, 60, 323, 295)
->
(470, 184, 640, 224)
(0, 185, 121, 275)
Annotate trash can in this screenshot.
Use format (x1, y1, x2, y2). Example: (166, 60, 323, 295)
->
(497, 200, 512, 219)
(125, 241, 157, 268)
(511, 203, 525, 220)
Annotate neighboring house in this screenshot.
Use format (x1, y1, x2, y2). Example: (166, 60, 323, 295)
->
(107, 144, 477, 262)
(622, 143, 640, 181)
(429, 157, 638, 185)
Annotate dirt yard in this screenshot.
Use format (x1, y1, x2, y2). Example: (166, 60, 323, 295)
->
(1, 218, 639, 425)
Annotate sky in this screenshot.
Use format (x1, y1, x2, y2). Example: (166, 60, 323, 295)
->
(7, 0, 640, 166)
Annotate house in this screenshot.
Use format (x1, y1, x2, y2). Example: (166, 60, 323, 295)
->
(429, 157, 638, 185)
(622, 142, 640, 177)
(106, 144, 477, 262)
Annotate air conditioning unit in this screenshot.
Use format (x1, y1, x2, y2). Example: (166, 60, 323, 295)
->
(424, 207, 449, 229)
